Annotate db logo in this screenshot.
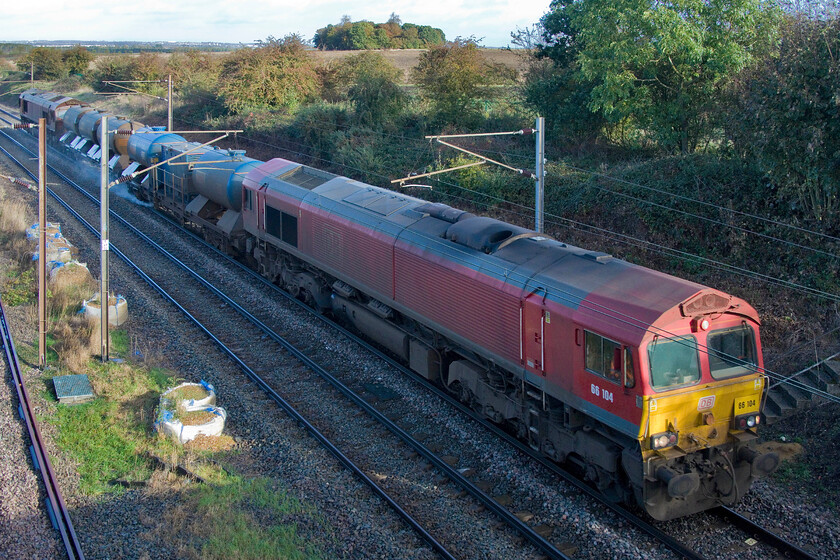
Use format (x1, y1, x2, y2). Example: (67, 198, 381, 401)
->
(697, 395, 716, 411)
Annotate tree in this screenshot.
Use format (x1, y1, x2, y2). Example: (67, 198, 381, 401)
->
(728, 15, 840, 231)
(62, 45, 94, 76)
(218, 35, 319, 113)
(538, 0, 781, 152)
(17, 47, 65, 80)
(343, 52, 406, 124)
(512, 23, 606, 142)
(348, 21, 378, 49)
(412, 38, 499, 126)
(314, 17, 445, 50)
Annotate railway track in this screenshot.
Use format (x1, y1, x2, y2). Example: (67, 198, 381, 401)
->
(0, 118, 824, 560)
(0, 295, 84, 559)
(0, 128, 568, 559)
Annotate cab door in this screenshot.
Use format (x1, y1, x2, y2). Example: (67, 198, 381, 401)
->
(522, 289, 547, 376)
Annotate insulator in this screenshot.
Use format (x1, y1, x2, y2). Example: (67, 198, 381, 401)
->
(520, 170, 535, 178)
(12, 178, 34, 189)
(520, 128, 535, 135)
(116, 130, 133, 135)
(116, 175, 133, 184)
(13, 123, 33, 129)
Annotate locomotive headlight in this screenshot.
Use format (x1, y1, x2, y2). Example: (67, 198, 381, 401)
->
(650, 431, 679, 450)
(691, 316, 712, 332)
(734, 414, 760, 431)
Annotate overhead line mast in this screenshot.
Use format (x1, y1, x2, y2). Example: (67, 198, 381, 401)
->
(393, 117, 547, 232)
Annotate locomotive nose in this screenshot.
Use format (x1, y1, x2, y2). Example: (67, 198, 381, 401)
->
(739, 447, 780, 477)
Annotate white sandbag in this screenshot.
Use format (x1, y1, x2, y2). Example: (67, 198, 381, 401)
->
(160, 381, 217, 412)
(48, 260, 92, 285)
(33, 238, 72, 263)
(82, 292, 128, 326)
(156, 406, 227, 444)
(26, 222, 62, 241)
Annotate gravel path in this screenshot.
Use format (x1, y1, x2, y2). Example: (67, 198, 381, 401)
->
(0, 151, 63, 560)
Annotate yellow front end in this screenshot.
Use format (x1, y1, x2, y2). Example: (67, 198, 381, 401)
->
(634, 375, 774, 520)
(640, 375, 765, 456)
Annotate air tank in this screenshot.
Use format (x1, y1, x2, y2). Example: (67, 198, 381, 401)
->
(192, 148, 261, 211)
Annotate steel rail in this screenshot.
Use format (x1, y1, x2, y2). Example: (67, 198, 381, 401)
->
(4, 114, 817, 560)
(186, 212, 823, 560)
(716, 506, 818, 560)
(0, 139, 461, 560)
(0, 297, 85, 560)
(1, 129, 691, 559)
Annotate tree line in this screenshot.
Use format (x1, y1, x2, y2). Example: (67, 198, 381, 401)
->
(314, 14, 446, 50)
(521, 0, 839, 231)
(7, 3, 839, 233)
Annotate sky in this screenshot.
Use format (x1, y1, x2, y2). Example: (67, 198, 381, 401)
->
(1, 1, 550, 48)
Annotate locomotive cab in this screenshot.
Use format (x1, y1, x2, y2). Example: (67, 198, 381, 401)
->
(634, 291, 779, 520)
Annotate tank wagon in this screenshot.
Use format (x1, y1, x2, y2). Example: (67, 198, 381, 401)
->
(21, 89, 779, 520)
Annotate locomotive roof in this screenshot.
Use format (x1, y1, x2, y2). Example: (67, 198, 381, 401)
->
(248, 159, 757, 345)
(21, 89, 84, 111)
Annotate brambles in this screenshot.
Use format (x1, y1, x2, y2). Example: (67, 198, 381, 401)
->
(218, 35, 319, 114)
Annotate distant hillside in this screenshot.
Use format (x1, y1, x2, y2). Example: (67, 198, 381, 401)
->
(1, 41, 244, 54)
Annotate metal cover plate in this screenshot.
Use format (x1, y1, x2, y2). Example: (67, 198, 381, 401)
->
(53, 374, 94, 404)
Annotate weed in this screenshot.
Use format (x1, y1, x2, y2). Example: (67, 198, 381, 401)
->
(773, 460, 812, 485)
(190, 477, 323, 560)
(49, 398, 154, 494)
(110, 329, 129, 355)
(3, 267, 35, 306)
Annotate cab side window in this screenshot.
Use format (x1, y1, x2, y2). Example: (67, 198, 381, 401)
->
(585, 330, 622, 384)
(624, 347, 635, 388)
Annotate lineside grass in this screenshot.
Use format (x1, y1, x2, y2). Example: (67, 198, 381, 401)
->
(183, 477, 323, 560)
(0, 180, 327, 557)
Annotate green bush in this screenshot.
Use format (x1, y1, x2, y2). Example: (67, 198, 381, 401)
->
(727, 15, 840, 233)
(17, 47, 66, 80)
(218, 35, 319, 114)
(339, 52, 406, 125)
(412, 38, 510, 127)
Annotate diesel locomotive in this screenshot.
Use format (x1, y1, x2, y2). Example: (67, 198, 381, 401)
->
(20, 88, 779, 520)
